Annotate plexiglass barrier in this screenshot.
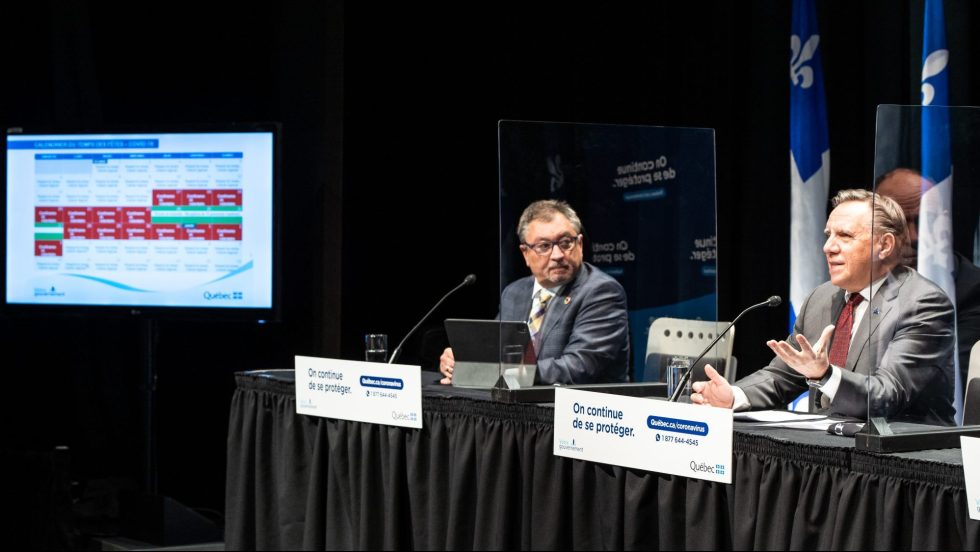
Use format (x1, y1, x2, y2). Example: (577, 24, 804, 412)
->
(495, 120, 720, 390)
(865, 104, 980, 433)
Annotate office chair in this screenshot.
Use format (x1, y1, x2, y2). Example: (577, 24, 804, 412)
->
(964, 340, 980, 426)
(644, 317, 736, 383)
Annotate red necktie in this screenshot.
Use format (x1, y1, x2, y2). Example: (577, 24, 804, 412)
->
(828, 293, 864, 367)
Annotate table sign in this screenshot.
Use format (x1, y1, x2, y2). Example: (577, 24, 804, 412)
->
(295, 355, 422, 429)
(553, 388, 733, 483)
(963, 436, 980, 521)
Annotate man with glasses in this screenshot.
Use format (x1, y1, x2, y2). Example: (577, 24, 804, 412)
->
(439, 199, 630, 385)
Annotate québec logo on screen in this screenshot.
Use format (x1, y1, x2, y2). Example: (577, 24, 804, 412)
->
(203, 290, 244, 301)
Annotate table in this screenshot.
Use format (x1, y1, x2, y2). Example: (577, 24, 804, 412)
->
(225, 370, 980, 550)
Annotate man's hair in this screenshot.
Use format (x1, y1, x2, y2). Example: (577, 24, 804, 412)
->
(831, 188, 909, 248)
(516, 199, 583, 243)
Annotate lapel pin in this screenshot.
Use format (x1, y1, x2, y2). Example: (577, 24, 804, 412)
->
(872, 307, 880, 316)
(564, 296, 571, 305)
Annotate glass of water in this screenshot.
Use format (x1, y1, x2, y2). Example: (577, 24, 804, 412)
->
(666, 356, 692, 398)
(364, 334, 388, 362)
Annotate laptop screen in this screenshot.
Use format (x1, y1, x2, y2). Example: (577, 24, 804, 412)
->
(444, 319, 532, 364)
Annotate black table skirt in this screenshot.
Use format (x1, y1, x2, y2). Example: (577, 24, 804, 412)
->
(225, 372, 980, 550)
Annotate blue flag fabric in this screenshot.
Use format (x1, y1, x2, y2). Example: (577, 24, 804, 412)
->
(919, 0, 961, 423)
(789, 0, 830, 331)
(788, 0, 830, 411)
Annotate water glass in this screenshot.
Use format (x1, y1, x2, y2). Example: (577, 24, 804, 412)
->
(364, 334, 388, 362)
(666, 356, 692, 398)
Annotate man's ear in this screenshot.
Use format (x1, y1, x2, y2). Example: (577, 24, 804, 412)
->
(877, 232, 897, 260)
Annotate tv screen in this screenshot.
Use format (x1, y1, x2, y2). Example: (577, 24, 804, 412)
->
(4, 126, 279, 319)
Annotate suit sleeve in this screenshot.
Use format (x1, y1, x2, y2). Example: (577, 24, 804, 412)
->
(736, 293, 813, 409)
(536, 278, 630, 384)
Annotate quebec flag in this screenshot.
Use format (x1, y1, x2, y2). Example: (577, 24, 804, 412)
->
(919, 0, 962, 423)
(787, 0, 829, 412)
(789, 0, 830, 331)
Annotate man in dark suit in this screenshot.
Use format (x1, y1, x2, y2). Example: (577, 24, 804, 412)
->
(692, 189, 956, 425)
(876, 167, 980, 402)
(439, 200, 629, 385)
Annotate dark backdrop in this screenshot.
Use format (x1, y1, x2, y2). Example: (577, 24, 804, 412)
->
(1, 0, 978, 538)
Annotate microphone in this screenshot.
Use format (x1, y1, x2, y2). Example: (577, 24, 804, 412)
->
(668, 295, 782, 402)
(388, 274, 476, 364)
(827, 421, 864, 437)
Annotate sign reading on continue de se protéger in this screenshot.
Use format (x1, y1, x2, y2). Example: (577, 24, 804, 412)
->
(295, 356, 422, 429)
(553, 388, 733, 483)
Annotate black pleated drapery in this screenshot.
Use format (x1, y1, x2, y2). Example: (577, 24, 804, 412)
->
(225, 372, 980, 550)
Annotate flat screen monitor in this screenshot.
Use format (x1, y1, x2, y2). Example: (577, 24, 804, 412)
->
(3, 125, 280, 320)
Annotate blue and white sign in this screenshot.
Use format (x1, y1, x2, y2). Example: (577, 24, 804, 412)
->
(553, 388, 733, 483)
(295, 356, 422, 429)
(963, 436, 980, 521)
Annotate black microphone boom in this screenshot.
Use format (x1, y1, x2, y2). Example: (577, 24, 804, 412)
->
(668, 295, 782, 402)
(388, 274, 476, 364)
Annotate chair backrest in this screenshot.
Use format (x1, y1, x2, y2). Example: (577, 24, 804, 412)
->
(964, 340, 980, 426)
(644, 317, 735, 383)
(970, 340, 980, 385)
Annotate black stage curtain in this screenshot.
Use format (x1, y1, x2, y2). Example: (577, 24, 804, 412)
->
(226, 373, 980, 550)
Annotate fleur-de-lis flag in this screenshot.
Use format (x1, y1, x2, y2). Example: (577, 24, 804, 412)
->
(789, 0, 830, 331)
(787, 0, 830, 412)
(919, 0, 962, 423)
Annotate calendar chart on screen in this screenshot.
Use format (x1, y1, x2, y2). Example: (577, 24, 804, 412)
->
(6, 132, 275, 309)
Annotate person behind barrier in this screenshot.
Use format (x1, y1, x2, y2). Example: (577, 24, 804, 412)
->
(439, 199, 630, 385)
(875, 167, 980, 400)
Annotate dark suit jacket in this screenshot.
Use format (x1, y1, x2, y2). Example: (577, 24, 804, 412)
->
(737, 265, 956, 425)
(954, 253, 980, 396)
(500, 262, 629, 384)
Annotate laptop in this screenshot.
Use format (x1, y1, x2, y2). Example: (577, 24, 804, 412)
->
(444, 319, 534, 387)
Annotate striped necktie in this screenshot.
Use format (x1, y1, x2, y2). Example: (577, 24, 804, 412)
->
(528, 289, 553, 352)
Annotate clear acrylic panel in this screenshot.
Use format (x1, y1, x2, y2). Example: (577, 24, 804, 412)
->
(496, 120, 719, 390)
(868, 104, 980, 429)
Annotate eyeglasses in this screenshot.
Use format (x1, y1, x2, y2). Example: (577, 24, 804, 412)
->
(522, 235, 581, 256)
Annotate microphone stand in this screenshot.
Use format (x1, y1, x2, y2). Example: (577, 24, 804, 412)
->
(388, 275, 475, 364)
(668, 296, 780, 402)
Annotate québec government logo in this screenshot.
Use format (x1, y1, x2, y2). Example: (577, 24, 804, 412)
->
(391, 411, 417, 422)
(558, 438, 584, 453)
(203, 290, 244, 300)
(689, 461, 725, 476)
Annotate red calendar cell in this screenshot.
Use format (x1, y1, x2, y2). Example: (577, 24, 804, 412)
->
(213, 225, 242, 241)
(184, 190, 211, 206)
(153, 190, 180, 206)
(93, 207, 120, 225)
(64, 207, 92, 225)
(184, 225, 212, 240)
(95, 224, 120, 240)
(122, 207, 151, 225)
(35, 241, 62, 256)
(123, 225, 151, 240)
(35, 207, 63, 223)
(213, 189, 243, 206)
(152, 224, 185, 241)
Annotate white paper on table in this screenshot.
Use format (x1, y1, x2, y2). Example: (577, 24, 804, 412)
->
(733, 410, 827, 423)
(732, 410, 857, 431)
